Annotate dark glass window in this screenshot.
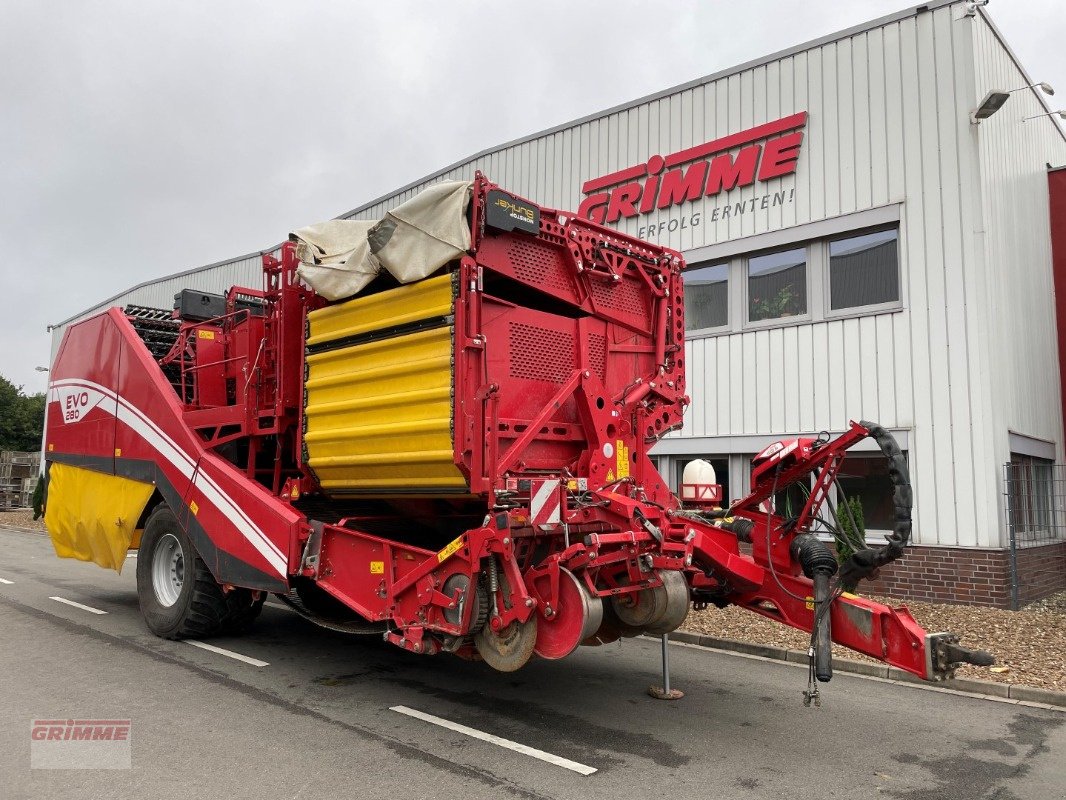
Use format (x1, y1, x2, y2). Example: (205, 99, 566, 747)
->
(836, 453, 903, 531)
(684, 263, 728, 330)
(748, 247, 807, 321)
(829, 228, 900, 310)
(773, 480, 810, 520)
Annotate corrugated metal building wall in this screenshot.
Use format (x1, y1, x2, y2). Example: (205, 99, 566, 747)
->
(48, 252, 275, 367)
(972, 19, 1065, 468)
(49, 1, 1066, 554)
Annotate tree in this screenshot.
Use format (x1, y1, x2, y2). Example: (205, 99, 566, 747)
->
(0, 374, 46, 452)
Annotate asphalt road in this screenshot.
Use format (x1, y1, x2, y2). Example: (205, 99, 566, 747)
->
(1, 526, 1063, 800)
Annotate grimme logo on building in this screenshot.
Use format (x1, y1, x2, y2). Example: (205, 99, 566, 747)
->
(577, 111, 807, 225)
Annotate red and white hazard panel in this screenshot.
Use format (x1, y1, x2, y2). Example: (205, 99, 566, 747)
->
(529, 479, 562, 529)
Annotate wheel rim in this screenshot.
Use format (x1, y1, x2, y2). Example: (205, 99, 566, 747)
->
(151, 533, 185, 607)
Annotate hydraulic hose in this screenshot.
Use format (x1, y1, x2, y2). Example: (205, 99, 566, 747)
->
(837, 422, 912, 588)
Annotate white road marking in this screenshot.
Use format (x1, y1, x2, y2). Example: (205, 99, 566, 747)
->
(49, 596, 107, 615)
(0, 577, 13, 584)
(390, 705, 597, 776)
(264, 601, 291, 611)
(184, 639, 269, 667)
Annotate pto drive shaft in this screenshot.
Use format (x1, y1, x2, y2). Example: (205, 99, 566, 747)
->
(791, 534, 838, 682)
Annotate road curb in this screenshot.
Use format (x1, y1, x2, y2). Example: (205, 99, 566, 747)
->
(671, 629, 1066, 709)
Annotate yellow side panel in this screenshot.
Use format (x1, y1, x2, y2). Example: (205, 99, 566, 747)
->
(44, 463, 155, 573)
(304, 275, 465, 494)
(306, 273, 455, 347)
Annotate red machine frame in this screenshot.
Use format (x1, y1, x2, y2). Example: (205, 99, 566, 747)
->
(44, 173, 990, 682)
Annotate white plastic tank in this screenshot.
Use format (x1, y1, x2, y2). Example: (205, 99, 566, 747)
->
(681, 459, 720, 504)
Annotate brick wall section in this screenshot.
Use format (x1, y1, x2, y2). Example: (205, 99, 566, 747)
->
(861, 546, 1012, 607)
(1013, 540, 1066, 606)
(852, 542, 1066, 608)
(740, 540, 1066, 608)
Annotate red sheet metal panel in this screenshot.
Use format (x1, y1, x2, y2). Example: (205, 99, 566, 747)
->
(1049, 167, 1066, 440)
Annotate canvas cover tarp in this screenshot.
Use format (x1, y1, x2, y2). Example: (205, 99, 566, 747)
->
(293, 180, 472, 300)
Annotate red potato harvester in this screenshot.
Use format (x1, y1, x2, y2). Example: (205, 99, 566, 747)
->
(42, 173, 991, 695)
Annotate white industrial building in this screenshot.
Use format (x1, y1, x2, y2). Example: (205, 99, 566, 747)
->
(50, 1, 1066, 605)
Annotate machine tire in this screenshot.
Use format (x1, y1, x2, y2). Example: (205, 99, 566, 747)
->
(136, 504, 263, 639)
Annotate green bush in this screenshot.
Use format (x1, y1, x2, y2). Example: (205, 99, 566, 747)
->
(834, 494, 866, 567)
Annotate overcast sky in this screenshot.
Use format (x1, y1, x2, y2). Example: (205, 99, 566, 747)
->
(2, 0, 1063, 394)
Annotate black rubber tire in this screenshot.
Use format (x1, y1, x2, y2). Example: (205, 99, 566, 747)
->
(136, 504, 264, 639)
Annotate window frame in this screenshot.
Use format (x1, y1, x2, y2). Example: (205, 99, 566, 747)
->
(681, 261, 731, 335)
(764, 453, 906, 542)
(681, 220, 905, 341)
(822, 225, 903, 320)
(742, 244, 813, 330)
(1007, 453, 1060, 542)
(831, 451, 907, 540)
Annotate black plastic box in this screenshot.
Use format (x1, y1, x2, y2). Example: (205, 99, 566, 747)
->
(234, 296, 266, 317)
(174, 290, 226, 322)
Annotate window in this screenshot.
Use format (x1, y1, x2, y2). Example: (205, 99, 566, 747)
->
(676, 457, 730, 505)
(683, 263, 728, 330)
(748, 247, 807, 322)
(683, 218, 904, 339)
(836, 452, 902, 532)
(768, 474, 832, 534)
(1006, 454, 1057, 540)
(773, 480, 810, 520)
(829, 228, 900, 311)
(761, 451, 905, 537)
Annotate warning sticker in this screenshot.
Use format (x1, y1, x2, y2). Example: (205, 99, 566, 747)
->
(437, 536, 463, 563)
(370, 561, 384, 574)
(616, 439, 630, 480)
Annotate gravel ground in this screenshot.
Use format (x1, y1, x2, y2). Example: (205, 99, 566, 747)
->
(0, 509, 45, 532)
(3, 512, 1062, 691)
(683, 591, 1066, 691)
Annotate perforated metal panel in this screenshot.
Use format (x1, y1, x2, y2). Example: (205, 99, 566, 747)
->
(507, 239, 574, 297)
(508, 323, 574, 383)
(587, 333, 607, 381)
(588, 276, 647, 317)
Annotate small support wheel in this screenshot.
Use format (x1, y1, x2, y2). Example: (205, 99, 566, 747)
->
(474, 616, 537, 672)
